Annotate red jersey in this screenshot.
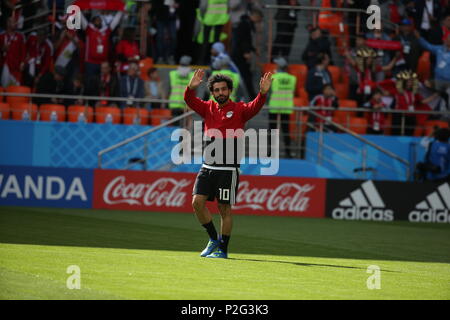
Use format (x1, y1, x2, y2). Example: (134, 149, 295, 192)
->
(115, 40, 140, 73)
(0, 31, 26, 83)
(184, 87, 267, 138)
(366, 99, 386, 132)
(184, 87, 267, 167)
(85, 24, 112, 64)
(311, 94, 338, 123)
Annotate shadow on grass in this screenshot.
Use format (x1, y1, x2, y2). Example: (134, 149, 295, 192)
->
(0, 206, 449, 264)
(228, 258, 400, 273)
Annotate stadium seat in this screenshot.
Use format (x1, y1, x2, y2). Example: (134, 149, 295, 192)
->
(0, 87, 4, 102)
(95, 106, 122, 124)
(67, 105, 94, 123)
(123, 107, 149, 125)
(417, 51, 431, 82)
(6, 86, 31, 105)
(0, 102, 10, 119)
(10, 103, 38, 120)
(333, 110, 351, 128)
(289, 111, 309, 141)
(338, 99, 357, 117)
(287, 64, 308, 89)
(39, 104, 66, 122)
(139, 57, 154, 81)
(423, 120, 449, 136)
(335, 82, 349, 100)
(262, 63, 277, 74)
(328, 65, 341, 85)
(349, 117, 368, 134)
(150, 108, 172, 126)
(293, 97, 309, 107)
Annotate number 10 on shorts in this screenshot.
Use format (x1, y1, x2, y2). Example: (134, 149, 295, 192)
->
(219, 188, 230, 201)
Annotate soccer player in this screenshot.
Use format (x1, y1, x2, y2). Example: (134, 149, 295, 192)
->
(184, 70, 273, 259)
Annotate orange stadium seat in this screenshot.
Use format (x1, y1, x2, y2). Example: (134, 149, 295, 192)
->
(123, 107, 149, 125)
(338, 99, 358, 117)
(150, 108, 172, 126)
(6, 85, 31, 105)
(10, 103, 38, 120)
(262, 63, 277, 74)
(333, 110, 351, 129)
(139, 57, 154, 81)
(294, 97, 309, 107)
(289, 111, 309, 141)
(39, 104, 66, 122)
(349, 117, 368, 134)
(0, 87, 4, 102)
(287, 64, 308, 89)
(67, 105, 94, 123)
(328, 66, 341, 85)
(335, 82, 349, 100)
(95, 106, 122, 124)
(423, 120, 449, 136)
(0, 102, 10, 119)
(417, 52, 431, 82)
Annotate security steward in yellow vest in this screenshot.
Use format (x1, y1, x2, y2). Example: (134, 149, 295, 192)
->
(169, 55, 195, 126)
(268, 57, 297, 158)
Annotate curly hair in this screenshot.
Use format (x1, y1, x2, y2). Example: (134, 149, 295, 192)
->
(207, 74, 233, 92)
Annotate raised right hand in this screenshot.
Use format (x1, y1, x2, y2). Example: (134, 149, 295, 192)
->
(188, 69, 205, 90)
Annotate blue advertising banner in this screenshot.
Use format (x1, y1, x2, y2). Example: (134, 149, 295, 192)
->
(0, 166, 93, 208)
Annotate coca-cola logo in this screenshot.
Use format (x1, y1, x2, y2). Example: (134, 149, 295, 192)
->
(103, 176, 191, 207)
(234, 181, 315, 212)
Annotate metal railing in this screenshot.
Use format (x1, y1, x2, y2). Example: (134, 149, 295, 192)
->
(263, 3, 399, 64)
(2, 91, 449, 180)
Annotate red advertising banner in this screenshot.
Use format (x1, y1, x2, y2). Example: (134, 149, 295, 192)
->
(93, 169, 326, 218)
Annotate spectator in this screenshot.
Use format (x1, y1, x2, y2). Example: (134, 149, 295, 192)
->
(419, 128, 450, 182)
(417, 31, 450, 92)
(54, 16, 85, 79)
(231, 7, 263, 100)
(419, 80, 450, 121)
(210, 42, 240, 74)
(301, 27, 333, 69)
(151, 0, 178, 64)
(24, 29, 53, 88)
(0, 17, 26, 87)
(272, 0, 299, 59)
(392, 70, 424, 136)
(267, 57, 297, 158)
(366, 27, 394, 68)
(66, 73, 85, 106)
(115, 27, 140, 74)
(306, 53, 333, 101)
(310, 84, 339, 131)
(85, 61, 121, 107)
(35, 66, 69, 105)
(176, 0, 199, 60)
(195, 0, 230, 65)
(210, 56, 241, 102)
(344, 34, 368, 100)
(365, 89, 387, 135)
(168, 55, 194, 121)
(395, 18, 423, 71)
(414, 0, 443, 44)
(440, 12, 450, 42)
(120, 61, 145, 108)
(80, 10, 123, 77)
(144, 68, 167, 109)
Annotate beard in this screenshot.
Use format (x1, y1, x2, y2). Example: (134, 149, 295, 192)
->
(214, 94, 229, 104)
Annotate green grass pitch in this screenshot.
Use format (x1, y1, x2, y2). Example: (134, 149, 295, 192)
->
(0, 206, 449, 300)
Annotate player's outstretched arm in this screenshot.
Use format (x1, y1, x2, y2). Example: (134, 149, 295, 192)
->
(259, 72, 273, 95)
(188, 69, 205, 90)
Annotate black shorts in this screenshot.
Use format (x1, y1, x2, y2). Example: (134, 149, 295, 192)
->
(193, 166, 240, 205)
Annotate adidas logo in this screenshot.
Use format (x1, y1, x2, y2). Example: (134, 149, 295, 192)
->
(409, 183, 450, 223)
(331, 180, 394, 222)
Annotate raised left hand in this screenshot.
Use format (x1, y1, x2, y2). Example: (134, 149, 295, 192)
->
(259, 72, 273, 95)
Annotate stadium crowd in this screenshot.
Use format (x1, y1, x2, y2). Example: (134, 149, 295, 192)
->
(0, 0, 449, 137)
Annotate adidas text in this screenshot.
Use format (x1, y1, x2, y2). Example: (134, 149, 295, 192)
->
(408, 209, 450, 223)
(332, 207, 394, 222)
